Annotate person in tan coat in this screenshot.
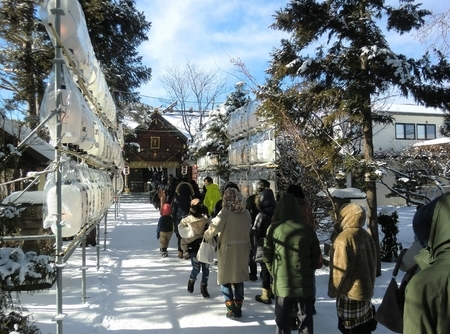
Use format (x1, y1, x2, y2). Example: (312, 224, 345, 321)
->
(328, 203, 377, 334)
(204, 187, 252, 319)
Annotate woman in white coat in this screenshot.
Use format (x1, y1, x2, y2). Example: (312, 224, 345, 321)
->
(204, 187, 252, 319)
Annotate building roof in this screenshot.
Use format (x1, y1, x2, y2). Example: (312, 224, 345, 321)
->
(1, 118, 54, 163)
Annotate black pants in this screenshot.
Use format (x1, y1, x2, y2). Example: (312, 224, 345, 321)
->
(275, 295, 314, 334)
(338, 317, 376, 334)
(260, 262, 271, 289)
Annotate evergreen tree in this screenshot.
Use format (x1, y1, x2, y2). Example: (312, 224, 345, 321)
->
(79, 0, 152, 114)
(259, 0, 450, 275)
(0, 0, 53, 128)
(0, 0, 152, 126)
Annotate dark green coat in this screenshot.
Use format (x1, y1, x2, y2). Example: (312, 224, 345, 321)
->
(262, 193, 320, 298)
(404, 193, 450, 333)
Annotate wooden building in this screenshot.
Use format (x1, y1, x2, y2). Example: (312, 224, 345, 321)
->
(123, 110, 189, 192)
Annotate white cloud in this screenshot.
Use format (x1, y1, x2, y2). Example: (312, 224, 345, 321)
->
(135, 0, 447, 106)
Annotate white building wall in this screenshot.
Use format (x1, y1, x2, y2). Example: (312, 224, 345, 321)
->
(372, 104, 445, 153)
(372, 104, 446, 206)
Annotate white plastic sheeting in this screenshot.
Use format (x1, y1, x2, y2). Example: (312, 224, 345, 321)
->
(40, 0, 117, 128)
(43, 157, 115, 238)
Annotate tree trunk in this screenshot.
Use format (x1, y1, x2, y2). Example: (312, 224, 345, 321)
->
(362, 105, 381, 277)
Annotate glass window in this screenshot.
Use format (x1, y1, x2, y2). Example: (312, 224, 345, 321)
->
(395, 123, 415, 139)
(417, 124, 436, 140)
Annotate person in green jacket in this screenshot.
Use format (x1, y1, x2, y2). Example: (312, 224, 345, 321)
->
(263, 193, 321, 333)
(203, 176, 221, 217)
(404, 192, 450, 334)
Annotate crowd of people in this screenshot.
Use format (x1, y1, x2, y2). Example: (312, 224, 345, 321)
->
(154, 174, 448, 334)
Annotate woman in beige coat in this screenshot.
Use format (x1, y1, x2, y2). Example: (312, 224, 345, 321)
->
(204, 187, 252, 319)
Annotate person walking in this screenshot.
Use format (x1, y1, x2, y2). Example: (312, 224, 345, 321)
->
(247, 179, 271, 281)
(156, 203, 173, 257)
(172, 181, 195, 258)
(263, 193, 321, 334)
(328, 203, 377, 334)
(286, 184, 321, 318)
(403, 192, 450, 334)
(252, 188, 277, 304)
(203, 187, 252, 319)
(178, 198, 211, 298)
(203, 176, 221, 217)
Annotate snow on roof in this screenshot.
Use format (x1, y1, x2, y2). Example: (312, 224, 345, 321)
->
(2, 191, 45, 205)
(413, 137, 450, 147)
(1, 118, 54, 161)
(384, 103, 444, 115)
(317, 187, 366, 199)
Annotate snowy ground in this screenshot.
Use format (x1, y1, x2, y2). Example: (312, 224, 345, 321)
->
(18, 193, 416, 334)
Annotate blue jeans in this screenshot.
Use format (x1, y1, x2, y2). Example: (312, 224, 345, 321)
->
(189, 251, 209, 284)
(221, 282, 244, 302)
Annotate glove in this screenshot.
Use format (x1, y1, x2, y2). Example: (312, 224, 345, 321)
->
(157, 233, 160, 239)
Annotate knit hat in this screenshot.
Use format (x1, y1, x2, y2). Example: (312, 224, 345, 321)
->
(161, 203, 172, 216)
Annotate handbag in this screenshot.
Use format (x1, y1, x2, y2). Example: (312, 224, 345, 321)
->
(179, 223, 195, 238)
(374, 248, 417, 333)
(196, 237, 216, 264)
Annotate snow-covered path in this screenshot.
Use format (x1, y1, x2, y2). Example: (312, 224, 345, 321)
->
(20, 193, 401, 333)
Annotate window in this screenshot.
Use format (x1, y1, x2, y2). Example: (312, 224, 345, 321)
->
(395, 123, 415, 139)
(150, 136, 160, 149)
(417, 124, 436, 140)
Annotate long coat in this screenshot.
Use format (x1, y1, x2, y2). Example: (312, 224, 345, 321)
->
(252, 189, 277, 248)
(171, 182, 194, 235)
(328, 203, 376, 301)
(204, 188, 251, 285)
(263, 193, 320, 298)
(404, 193, 450, 334)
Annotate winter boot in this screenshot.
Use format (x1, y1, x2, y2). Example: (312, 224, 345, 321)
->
(225, 300, 236, 319)
(161, 248, 168, 258)
(269, 283, 275, 299)
(255, 288, 272, 304)
(178, 251, 183, 258)
(187, 279, 195, 293)
(200, 283, 210, 298)
(234, 300, 243, 318)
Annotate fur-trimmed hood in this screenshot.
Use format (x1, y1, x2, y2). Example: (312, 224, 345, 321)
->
(175, 182, 194, 196)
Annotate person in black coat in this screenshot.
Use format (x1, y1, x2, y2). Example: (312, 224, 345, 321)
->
(172, 181, 195, 258)
(252, 188, 277, 304)
(247, 179, 271, 281)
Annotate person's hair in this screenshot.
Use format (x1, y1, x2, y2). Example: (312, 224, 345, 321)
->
(222, 181, 239, 193)
(257, 179, 270, 190)
(287, 184, 305, 199)
(189, 200, 205, 218)
(204, 176, 213, 184)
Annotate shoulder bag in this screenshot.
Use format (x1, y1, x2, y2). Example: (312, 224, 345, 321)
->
(374, 248, 417, 333)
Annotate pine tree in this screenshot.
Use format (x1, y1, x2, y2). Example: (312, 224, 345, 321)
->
(79, 0, 152, 113)
(0, 0, 53, 128)
(0, 0, 152, 126)
(259, 0, 450, 275)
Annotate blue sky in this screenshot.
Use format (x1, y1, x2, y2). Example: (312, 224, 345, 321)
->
(135, 0, 449, 109)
